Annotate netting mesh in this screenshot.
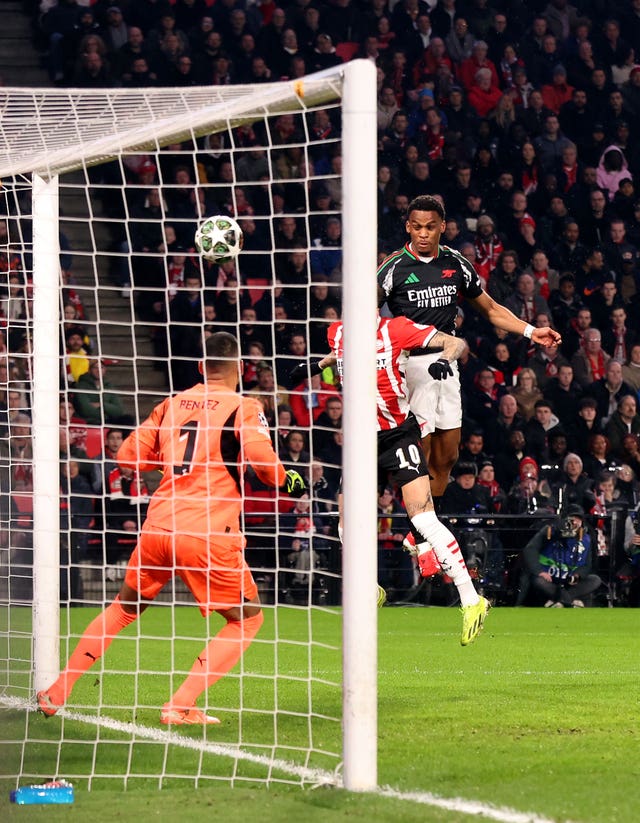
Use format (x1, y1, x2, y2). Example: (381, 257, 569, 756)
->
(0, 81, 349, 789)
(0, 79, 342, 178)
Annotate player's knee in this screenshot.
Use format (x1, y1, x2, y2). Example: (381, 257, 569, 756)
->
(120, 602, 139, 617)
(440, 439, 460, 465)
(241, 608, 264, 636)
(402, 477, 432, 516)
(432, 449, 458, 477)
(115, 589, 148, 617)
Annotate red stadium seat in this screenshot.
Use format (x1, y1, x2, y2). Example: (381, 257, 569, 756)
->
(12, 493, 33, 513)
(84, 427, 105, 458)
(12, 493, 33, 529)
(335, 42, 359, 62)
(246, 277, 269, 305)
(244, 488, 277, 525)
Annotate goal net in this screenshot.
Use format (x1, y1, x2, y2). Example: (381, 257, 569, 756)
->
(0, 63, 378, 793)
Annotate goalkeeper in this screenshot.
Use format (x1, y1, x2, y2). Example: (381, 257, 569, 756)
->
(38, 333, 306, 725)
(293, 315, 490, 645)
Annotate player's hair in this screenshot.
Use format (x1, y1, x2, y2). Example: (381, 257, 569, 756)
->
(407, 195, 445, 221)
(204, 332, 239, 370)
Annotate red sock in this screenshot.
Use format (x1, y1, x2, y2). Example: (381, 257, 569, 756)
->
(169, 611, 264, 709)
(47, 598, 137, 706)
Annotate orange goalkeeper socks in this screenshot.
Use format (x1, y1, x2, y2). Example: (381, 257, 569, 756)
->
(46, 597, 137, 706)
(169, 611, 264, 709)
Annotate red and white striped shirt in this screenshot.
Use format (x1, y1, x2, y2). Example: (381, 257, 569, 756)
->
(328, 316, 436, 431)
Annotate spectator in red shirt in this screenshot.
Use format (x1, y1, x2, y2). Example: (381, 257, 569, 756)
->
(288, 373, 339, 429)
(422, 107, 446, 163)
(459, 39, 499, 92)
(412, 37, 453, 86)
(474, 215, 505, 284)
(541, 64, 574, 114)
(524, 249, 560, 301)
(467, 67, 502, 118)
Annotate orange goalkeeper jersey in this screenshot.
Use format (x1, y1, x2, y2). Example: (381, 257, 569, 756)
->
(117, 382, 286, 543)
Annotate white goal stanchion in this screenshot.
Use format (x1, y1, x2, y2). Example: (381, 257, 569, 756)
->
(341, 60, 378, 792)
(31, 173, 62, 694)
(0, 62, 377, 792)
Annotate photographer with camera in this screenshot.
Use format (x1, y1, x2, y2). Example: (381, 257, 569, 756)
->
(522, 504, 602, 607)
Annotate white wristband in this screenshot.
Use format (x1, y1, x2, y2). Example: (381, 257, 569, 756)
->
(523, 324, 534, 339)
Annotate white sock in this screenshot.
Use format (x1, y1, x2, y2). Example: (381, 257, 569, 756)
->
(411, 511, 479, 607)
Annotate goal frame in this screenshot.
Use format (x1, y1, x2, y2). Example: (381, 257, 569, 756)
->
(12, 61, 379, 790)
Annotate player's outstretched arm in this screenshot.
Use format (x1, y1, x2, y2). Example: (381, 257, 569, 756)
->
(530, 326, 563, 347)
(241, 414, 307, 497)
(117, 403, 164, 472)
(318, 353, 337, 370)
(468, 291, 562, 347)
(281, 469, 307, 497)
(289, 353, 337, 385)
(244, 439, 287, 489)
(244, 441, 307, 497)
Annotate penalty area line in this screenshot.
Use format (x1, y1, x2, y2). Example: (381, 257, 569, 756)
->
(3, 695, 568, 822)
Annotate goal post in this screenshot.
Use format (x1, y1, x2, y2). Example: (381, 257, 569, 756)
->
(340, 60, 378, 792)
(31, 173, 62, 693)
(0, 61, 378, 791)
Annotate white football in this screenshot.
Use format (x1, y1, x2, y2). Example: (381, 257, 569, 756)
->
(194, 215, 244, 263)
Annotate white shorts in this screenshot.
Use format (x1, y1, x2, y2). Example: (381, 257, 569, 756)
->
(405, 352, 462, 437)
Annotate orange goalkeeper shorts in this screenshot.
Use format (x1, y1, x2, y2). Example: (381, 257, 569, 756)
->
(124, 527, 258, 615)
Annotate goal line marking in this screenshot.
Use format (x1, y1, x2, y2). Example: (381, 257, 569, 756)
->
(1, 695, 335, 785)
(378, 786, 571, 823)
(1, 695, 564, 823)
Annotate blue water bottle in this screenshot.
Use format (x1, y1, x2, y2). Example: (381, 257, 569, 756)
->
(10, 779, 74, 804)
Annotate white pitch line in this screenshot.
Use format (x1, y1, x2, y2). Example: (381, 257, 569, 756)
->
(2, 695, 575, 823)
(0, 695, 338, 786)
(379, 786, 575, 823)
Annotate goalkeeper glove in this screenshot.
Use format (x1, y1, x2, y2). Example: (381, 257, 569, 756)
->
(282, 469, 307, 497)
(428, 358, 453, 380)
(289, 360, 322, 385)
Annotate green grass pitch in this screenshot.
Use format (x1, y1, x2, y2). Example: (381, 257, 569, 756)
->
(1, 605, 638, 822)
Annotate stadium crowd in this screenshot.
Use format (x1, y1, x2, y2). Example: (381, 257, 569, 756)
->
(2, 0, 640, 603)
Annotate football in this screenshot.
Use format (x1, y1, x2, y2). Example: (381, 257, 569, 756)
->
(194, 215, 243, 263)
